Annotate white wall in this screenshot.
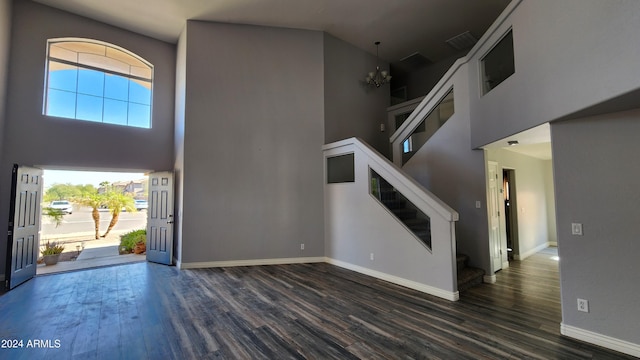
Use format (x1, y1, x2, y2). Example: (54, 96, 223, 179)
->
(544, 160, 557, 245)
(0, 1, 176, 276)
(323, 34, 390, 158)
(173, 27, 187, 264)
(179, 21, 325, 264)
(324, 139, 457, 299)
(552, 109, 640, 349)
(485, 148, 556, 262)
(468, 0, 640, 149)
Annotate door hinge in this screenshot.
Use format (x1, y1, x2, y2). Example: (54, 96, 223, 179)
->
(7, 230, 12, 236)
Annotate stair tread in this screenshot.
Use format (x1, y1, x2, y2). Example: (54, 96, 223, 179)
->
(457, 266, 485, 292)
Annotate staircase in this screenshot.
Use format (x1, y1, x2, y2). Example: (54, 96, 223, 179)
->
(456, 254, 485, 292)
(374, 172, 431, 249)
(374, 165, 483, 292)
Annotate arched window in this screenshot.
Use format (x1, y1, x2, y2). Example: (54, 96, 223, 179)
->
(44, 38, 153, 128)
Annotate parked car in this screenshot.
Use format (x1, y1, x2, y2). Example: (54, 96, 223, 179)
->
(49, 200, 73, 214)
(135, 199, 148, 211)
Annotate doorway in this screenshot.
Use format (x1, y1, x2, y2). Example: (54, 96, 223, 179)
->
(503, 169, 519, 262)
(37, 169, 149, 275)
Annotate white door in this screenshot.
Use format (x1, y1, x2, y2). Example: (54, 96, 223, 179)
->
(487, 161, 502, 273)
(146, 171, 174, 265)
(5, 165, 43, 290)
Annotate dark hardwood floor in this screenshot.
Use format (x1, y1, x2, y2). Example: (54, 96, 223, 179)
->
(0, 247, 634, 359)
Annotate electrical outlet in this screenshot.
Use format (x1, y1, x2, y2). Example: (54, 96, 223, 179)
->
(577, 298, 589, 313)
(300, 243, 304, 250)
(370, 253, 374, 261)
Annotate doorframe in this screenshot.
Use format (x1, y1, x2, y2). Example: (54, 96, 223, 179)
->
(486, 161, 504, 276)
(502, 168, 519, 265)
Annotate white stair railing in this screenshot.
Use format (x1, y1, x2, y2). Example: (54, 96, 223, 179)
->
(323, 137, 460, 301)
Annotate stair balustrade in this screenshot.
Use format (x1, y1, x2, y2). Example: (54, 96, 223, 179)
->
(323, 137, 460, 301)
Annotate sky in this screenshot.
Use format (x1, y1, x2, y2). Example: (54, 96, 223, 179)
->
(47, 67, 151, 128)
(43, 169, 146, 188)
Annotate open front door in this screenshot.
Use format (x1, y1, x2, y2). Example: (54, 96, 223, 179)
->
(146, 171, 174, 265)
(5, 165, 43, 290)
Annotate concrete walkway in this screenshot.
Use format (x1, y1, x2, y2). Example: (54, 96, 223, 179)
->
(37, 233, 146, 275)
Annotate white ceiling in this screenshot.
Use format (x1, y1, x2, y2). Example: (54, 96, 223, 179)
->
(33, 0, 511, 64)
(482, 123, 553, 160)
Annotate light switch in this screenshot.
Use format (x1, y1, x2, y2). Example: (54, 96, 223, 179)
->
(475, 201, 481, 208)
(571, 223, 583, 236)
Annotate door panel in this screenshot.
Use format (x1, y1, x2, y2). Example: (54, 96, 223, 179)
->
(5, 165, 43, 290)
(488, 161, 502, 273)
(146, 171, 173, 265)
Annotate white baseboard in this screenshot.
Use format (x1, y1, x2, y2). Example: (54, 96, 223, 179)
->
(561, 323, 640, 358)
(179, 256, 325, 269)
(548, 241, 558, 247)
(326, 257, 459, 301)
(515, 242, 551, 260)
(483, 274, 497, 284)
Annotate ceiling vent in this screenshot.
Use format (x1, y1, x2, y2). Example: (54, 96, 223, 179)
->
(446, 31, 478, 51)
(398, 52, 432, 71)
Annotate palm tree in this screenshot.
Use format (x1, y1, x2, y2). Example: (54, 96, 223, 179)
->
(75, 192, 104, 239)
(101, 191, 136, 238)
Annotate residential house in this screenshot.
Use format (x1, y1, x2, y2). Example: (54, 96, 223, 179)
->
(0, 0, 638, 356)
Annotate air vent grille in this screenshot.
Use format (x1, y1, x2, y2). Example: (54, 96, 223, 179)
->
(446, 31, 478, 51)
(399, 52, 432, 71)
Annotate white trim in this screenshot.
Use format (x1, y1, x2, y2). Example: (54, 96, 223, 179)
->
(515, 242, 550, 261)
(548, 241, 558, 247)
(483, 274, 497, 284)
(326, 257, 459, 301)
(502, 261, 510, 269)
(323, 138, 459, 222)
(561, 323, 640, 358)
(179, 257, 325, 270)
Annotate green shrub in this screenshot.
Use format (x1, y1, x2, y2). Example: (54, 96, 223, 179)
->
(119, 229, 146, 253)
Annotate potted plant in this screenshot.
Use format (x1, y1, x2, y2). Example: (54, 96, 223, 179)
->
(40, 241, 65, 266)
(119, 229, 146, 255)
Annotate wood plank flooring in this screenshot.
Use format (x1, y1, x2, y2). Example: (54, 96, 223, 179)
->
(0, 248, 635, 359)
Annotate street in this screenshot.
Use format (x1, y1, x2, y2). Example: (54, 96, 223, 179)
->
(42, 206, 147, 237)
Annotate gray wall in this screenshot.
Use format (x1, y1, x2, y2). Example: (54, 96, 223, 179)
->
(323, 34, 390, 158)
(552, 109, 640, 345)
(400, 66, 490, 273)
(179, 21, 325, 264)
(0, 1, 175, 276)
(0, 0, 11, 162)
(404, 53, 463, 100)
(469, 0, 640, 149)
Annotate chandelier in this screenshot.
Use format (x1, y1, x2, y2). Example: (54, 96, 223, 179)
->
(365, 41, 392, 87)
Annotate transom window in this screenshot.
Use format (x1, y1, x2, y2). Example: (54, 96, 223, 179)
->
(44, 39, 153, 128)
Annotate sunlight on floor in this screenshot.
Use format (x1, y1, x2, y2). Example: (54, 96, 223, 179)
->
(550, 255, 560, 261)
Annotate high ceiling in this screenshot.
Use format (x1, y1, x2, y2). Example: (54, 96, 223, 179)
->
(33, 0, 511, 65)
